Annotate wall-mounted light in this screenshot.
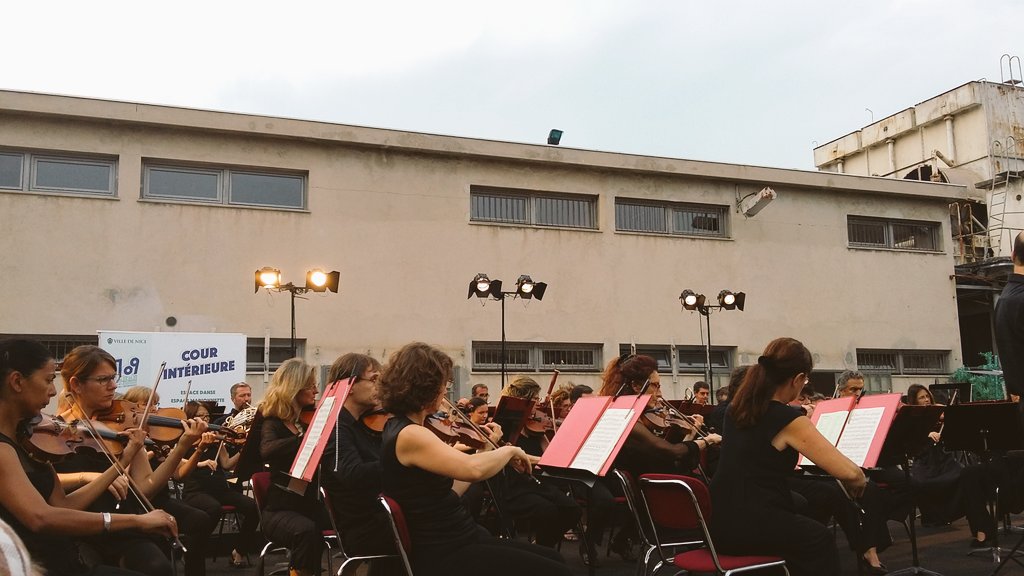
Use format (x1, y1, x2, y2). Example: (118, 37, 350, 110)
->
(738, 186, 777, 218)
(547, 129, 563, 146)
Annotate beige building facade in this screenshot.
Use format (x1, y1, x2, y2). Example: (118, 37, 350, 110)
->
(0, 90, 967, 401)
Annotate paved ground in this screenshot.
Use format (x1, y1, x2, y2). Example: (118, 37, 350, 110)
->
(204, 513, 1024, 575)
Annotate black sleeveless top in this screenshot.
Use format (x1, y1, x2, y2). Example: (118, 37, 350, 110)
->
(710, 401, 801, 531)
(381, 416, 478, 566)
(0, 430, 87, 576)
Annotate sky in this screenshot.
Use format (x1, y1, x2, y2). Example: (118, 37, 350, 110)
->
(5, 0, 1024, 170)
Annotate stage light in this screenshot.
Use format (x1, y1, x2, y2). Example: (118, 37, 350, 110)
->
(468, 273, 493, 299)
(718, 290, 745, 311)
(680, 289, 705, 311)
(255, 267, 281, 293)
(516, 275, 547, 300)
(306, 269, 340, 293)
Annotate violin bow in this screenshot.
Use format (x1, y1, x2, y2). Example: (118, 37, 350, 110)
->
(63, 392, 187, 552)
(137, 362, 168, 431)
(546, 369, 560, 435)
(181, 379, 193, 406)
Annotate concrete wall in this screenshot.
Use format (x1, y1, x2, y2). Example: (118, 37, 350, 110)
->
(0, 92, 967, 404)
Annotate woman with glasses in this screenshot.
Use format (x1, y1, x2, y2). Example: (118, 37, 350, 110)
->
(711, 338, 866, 576)
(0, 338, 178, 576)
(56, 345, 207, 576)
(177, 401, 258, 568)
(257, 358, 327, 576)
(380, 342, 571, 576)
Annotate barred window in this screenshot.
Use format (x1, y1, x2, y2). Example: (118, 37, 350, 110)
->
(144, 162, 306, 210)
(857, 349, 948, 375)
(0, 334, 99, 363)
(848, 216, 941, 251)
(470, 186, 597, 229)
(615, 198, 728, 238)
(472, 342, 603, 372)
(247, 337, 305, 372)
(0, 150, 116, 197)
(620, 344, 731, 374)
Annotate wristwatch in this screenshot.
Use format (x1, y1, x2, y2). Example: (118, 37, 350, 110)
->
(102, 512, 111, 532)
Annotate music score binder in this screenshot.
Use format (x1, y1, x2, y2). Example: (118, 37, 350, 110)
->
(538, 394, 647, 480)
(799, 393, 902, 468)
(285, 378, 353, 493)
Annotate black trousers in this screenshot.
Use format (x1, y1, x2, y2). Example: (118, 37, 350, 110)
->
(502, 479, 581, 547)
(80, 531, 173, 576)
(789, 476, 893, 554)
(183, 485, 259, 553)
(713, 507, 839, 576)
(161, 497, 216, 576)
(262, 508, 330, 573)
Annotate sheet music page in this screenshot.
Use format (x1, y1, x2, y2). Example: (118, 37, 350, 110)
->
(291, 396, 335, 476)
(570, 408, 634, 474)
(835, 406, 884, 467)
(801, 411, 848, 466)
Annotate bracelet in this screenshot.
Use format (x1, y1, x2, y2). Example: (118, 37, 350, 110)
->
(102, 512, 111, 533)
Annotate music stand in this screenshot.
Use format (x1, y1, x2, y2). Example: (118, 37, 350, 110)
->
(928, 382, 971, 406)
(941, 402, 1024, 571)
(876, 405, 944, 576)
(491, 395, 534, 445)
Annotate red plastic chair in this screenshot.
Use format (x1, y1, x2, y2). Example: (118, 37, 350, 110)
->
(378, 495, 415, 576)
(639, 474, 789, 576)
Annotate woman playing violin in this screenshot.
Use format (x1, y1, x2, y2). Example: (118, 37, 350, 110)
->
(258, 358, 328, 576)
(380, 342, 571, 576)
(0, 338, 178, 576)
(177, 400, 258, 569)
(55, 345, 207, 576)
(461, 396, 490, 426)
(711, 337, 866, 576)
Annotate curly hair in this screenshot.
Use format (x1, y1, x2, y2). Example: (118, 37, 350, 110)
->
(598, 354, 658, 396)
(60, 345, 116, 396)
(327, 353, 382, 384)
(379, 342, 453, 416)
(731, 338, 813, 428)
(262, 358, 315, 421)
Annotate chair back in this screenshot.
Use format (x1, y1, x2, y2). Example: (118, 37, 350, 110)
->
(379, 495, 415, 576)
(251, 471, 271, 511)
(611, 469, 657, 549)
(639, 475, 722, 568)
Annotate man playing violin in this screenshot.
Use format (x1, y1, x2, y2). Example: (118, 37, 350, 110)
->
(319, 353, 402, 574)
(0, 338, 178, 576)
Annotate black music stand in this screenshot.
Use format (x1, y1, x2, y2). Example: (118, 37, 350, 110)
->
(876, 405, 945, 576)
(941, 402, 1024, 572)
(928, 382, 971, 406)
(492, 395, 533, 445)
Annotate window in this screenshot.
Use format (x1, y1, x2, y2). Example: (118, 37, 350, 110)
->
(0, 334, 98, 362)
(856, 349, 948, 375)
(0, 150, 116, 197)
(143, 162, 306, 209)
(470, 186, 597, 229)
(615, 198, 728, 238)
(471, 342, 603, 372)
(619, 344, 731, 375)
(247, 337, 304, 372)
(847, 216, 941, 251)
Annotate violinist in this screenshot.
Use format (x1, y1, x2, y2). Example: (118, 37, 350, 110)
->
(115, 387, 217, 576)
(461, 396, 490, 426)
(692, 381, 710, 405)
(319, 353, 399, 573)
(710, 337, 866, 576)
(257, 358, 329, 576)
(177, 401, 257, 569)
(56, 345, 207, 576)
(379, 342, 571, 576)
(0, 338, 177, 576)
(497, 377, 581, 548)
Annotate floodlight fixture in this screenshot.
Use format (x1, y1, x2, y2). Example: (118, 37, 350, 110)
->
(679, 289, 706, 311)
(306, 269, 340, 293)
(516, 275, 547, 300)
(469, 273, 499, 299)
(548, 129, 563, 145)
(255, 267, 282, 293)
(718, 290, 746, 311)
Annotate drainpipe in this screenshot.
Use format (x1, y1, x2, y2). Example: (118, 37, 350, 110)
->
(944, 115, 957, 165)
(837, 159, 845, 174)
(887, 139, 896, 177)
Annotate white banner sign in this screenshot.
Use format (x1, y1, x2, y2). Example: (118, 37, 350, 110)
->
(99, 331, 246, 408)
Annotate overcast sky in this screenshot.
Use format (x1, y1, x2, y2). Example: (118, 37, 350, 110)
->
(5, 1, 1023, 170)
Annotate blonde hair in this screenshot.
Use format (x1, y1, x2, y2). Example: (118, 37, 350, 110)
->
(120, 386, 156, 405)
(501, 376, 541, 400)
(262, 358, 315, 421)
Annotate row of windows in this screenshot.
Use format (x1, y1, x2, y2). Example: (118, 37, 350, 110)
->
(470, 187, 942, 250)
(469, 341, 735, 376)
(0, 149, 306, 210)
(856, 349, 948, 375)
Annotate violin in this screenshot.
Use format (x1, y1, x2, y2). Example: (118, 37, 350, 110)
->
(525, 370, 561, 436)
(641, 398, 710, 443)
(93, 400, 238, 449)
(359, 408, 391, 433)
(20, 414, 108, 462)
(299, 404, 316, 427)
(425, 409, 487, 450)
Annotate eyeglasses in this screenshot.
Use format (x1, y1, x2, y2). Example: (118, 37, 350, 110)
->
(85, 374, 120, 385)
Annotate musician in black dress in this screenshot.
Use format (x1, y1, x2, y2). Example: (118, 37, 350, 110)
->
(0, 338, 177, 576)
(710, 337, 866, 576)
(257, 358, 328, 576)
(379, 342, 571, 576)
